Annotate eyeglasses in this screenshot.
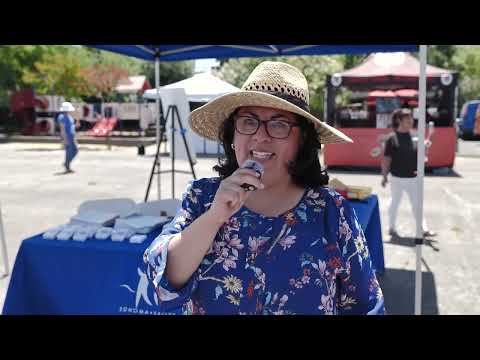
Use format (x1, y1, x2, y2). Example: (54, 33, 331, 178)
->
(234, 116, 300, 139)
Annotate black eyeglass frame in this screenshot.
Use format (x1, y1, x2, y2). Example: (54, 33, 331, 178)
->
(234, 116, 300, 139)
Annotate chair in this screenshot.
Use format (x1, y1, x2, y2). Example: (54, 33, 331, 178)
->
(78, 198, 137, 218)
(135, 198, 181, 218)
(0, 201, 9, 277)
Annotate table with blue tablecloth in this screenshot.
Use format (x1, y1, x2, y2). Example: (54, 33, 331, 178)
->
(350, 195, 385, 275)
(2, 195, 384, 315)
(2, 228, 171, 315)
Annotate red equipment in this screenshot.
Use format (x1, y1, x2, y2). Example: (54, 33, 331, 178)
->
(87, 117, 118, 137)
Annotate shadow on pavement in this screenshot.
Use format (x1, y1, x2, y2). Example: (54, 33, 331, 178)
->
(387, 234, 440, 252)
(53, 170, 75, 176)
(16, 147, 104, 152)
(16, 148, 61, 152)
(327, 167, 381, 176)
(328, 166, 462, 178)
(377, 267, 439, 315)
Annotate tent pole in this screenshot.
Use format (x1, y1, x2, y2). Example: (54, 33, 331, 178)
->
(155, 54, 161, 200)
(415, 45, 428, 315)
(0, 201, 9, 276)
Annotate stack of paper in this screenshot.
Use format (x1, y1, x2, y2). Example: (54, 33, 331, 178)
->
(129, 234, 148, 244)
(70, 210, 119, 227)
(114, 215, 169, 234)
(43, 225, 67, 240)
(72, 226, 99, 242)
(56, 225, 82, 241)
(111, 228, 136, 242)
(95, 227, 114, 240)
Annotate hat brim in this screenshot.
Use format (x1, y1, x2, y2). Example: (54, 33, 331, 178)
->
(189, 91, 353, 144)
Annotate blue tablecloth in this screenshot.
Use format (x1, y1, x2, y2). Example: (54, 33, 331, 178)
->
(2, 228, 172, 315)
(350, 195, 385, 275)
(2, 195, 384, 315)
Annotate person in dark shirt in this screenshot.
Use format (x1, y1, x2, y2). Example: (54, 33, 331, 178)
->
(381, 108, 436, 238)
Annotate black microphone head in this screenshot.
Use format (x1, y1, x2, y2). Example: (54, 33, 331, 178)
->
(242, 159, 264, 178)
(240, 160, 264, 191)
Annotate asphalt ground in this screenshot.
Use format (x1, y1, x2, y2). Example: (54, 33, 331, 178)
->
(0, 139, 479, 314)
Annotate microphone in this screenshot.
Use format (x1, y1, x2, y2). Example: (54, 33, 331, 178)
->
(240, 160, 264, 191)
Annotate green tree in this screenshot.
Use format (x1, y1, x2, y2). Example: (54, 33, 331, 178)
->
(81, 47, 144, 74)
(453, 45, 480, 107)
(141, 61, 194, 87)
(22, 47, 90, 100)
(342, 54, 367, 69)
(427, 45, 457, 69)
(80, 64, 130, 102)
(79, 47, 195, 96)
(0, 45, 52, 106)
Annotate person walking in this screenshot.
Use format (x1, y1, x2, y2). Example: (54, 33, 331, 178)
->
(381, 108, 436, 238)
(57, 102, 78, 173)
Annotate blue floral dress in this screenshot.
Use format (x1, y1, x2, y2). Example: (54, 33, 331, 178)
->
(143, 177, 385, 315)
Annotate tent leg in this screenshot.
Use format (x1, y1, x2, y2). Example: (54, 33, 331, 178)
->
(415, 44, 428, 315)
(0, 202, 9, 277)
(155, 56, 161, 200)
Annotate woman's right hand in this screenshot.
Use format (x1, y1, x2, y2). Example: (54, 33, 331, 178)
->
(207, 168, 264, 224)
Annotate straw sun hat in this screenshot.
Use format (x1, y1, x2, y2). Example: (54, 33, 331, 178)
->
(189, 61, 352, 144)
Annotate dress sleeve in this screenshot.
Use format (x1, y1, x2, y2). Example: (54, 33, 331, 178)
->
(142, 178, 213, 313)
(327, 192, 386, 315)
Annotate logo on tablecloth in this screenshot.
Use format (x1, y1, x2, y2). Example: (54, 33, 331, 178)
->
(119, 267, 162, 315)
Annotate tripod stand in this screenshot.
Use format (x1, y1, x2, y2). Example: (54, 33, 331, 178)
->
(145, 105, 197, 202)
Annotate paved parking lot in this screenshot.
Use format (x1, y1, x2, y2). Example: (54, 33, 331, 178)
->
(1, 139, 479, 314)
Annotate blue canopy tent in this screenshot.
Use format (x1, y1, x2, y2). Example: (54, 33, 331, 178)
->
(89, 45, 427, 314)
(89, 46, 418, 157)
(90, 45, 417, 61)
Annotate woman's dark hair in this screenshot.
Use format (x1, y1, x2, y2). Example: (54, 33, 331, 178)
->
(213, 109, 329, 188)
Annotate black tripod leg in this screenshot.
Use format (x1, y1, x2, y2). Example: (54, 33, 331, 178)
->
(144, 129, 163, 202)
(173, 106, 197, 179)
(144, 110, 169, 202)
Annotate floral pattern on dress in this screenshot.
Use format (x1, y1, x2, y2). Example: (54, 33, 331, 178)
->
(144, 178, 385, 315)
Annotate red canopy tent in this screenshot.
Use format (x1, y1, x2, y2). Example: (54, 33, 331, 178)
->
(394, 89, 419, 98)
(334, 52, 454, 87)
(365, 89, 419, 106)
(367, 90, 396, 98)
(325, 52, 458, 170)
(366, 89, 418, 99)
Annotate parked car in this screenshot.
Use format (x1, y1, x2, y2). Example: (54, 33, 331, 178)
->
(458, 100, 480, 139)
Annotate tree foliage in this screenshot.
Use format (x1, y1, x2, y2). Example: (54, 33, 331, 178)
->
(452, 45, 480, 106)
(141, 61, 194, 87)
(2, 45, 480, 117)
(0, 45, 51, 106)
(342, 54, 367, 69)
(22, 47, 90, 100)
(427, 45, 457, 69)
(0, 45, 194, 106)
(80, 64, 130, 101)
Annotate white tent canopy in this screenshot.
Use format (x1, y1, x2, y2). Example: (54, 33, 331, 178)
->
(143, 72, 240, 103)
